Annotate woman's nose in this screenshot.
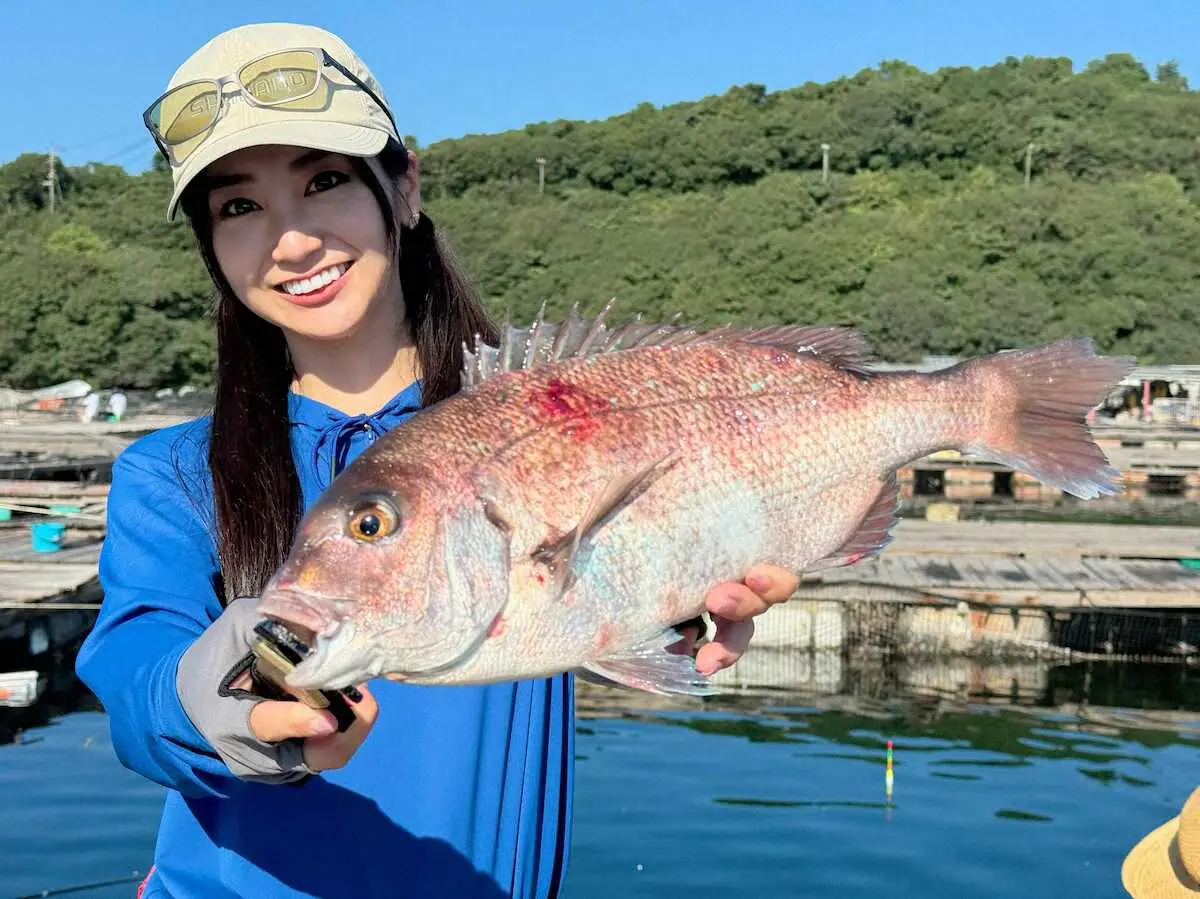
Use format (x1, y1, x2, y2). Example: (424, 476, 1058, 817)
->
(272, 225, 323, 265)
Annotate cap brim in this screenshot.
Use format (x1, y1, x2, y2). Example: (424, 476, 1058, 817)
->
(165, 120, 392, 222)
(1121, 816, 1199, 899)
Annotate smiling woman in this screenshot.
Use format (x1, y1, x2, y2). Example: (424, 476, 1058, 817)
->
(201, 147, 401, 338)
(73, 19, 799, 899)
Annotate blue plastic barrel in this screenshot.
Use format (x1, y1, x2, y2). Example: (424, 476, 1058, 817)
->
(30, 522, 66, 553)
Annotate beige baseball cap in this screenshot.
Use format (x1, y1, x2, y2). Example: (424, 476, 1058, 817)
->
(151, 22, 401, 222)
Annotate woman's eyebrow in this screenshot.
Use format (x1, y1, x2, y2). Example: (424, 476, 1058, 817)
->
(202, 150, 334, 193)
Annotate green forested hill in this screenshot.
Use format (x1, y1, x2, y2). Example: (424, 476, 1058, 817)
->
(2, 52, 1198, 389)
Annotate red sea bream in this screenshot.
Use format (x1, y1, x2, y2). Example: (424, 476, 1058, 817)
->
(257, 305, 1133, 695)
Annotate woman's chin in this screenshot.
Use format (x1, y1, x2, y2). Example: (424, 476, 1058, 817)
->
(258, 298, 373, 344)
(284, 316, 370, 343)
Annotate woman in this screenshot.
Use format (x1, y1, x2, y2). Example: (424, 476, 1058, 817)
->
(76, 22, 797, 898)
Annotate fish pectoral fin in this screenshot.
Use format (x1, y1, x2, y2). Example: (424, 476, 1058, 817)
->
(532, 451, 680, 597)
(808, 472, 901, 571)
(579, 629, 716, 697)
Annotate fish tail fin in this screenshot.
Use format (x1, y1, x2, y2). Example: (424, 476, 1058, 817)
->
(956, 338, 1134, 499)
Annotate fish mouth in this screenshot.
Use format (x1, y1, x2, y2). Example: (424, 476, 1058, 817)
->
(285, 620, 378, 691)
(275, 601, 507, 691)
(257, 589, 348, 642)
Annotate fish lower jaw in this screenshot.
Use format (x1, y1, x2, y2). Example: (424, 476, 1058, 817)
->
(283, 621, 380, 691)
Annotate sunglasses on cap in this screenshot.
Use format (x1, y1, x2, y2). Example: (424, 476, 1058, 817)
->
(143, 47, 399, 164)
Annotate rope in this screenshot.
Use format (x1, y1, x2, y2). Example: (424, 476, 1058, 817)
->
(13, 872, 144, 899)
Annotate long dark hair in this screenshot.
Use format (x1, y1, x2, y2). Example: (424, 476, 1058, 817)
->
(180, 140, 498, 602)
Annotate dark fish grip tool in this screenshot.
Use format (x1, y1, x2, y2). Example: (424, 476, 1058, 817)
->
(250, 619, 362, 733)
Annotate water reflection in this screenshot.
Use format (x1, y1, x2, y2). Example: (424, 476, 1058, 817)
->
(568, 654, 1199, 898)
(576, 650, 1200, 771)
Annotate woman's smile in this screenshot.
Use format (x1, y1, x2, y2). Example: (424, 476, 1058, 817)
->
(274, 261, 356, 307)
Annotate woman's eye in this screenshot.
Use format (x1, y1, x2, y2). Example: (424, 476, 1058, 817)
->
(217, 197, 260, 218)
(308, 170, 350, 194)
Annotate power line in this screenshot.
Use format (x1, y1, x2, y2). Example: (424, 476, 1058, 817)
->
(56, 128, 145, 158)
(101, 137, 154, 167)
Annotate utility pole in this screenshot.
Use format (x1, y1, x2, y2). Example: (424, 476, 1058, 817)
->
(44, 148, 57, 213)
(536, 157, 546, 195)
(821, 143, 830, 184)
(1024, 142, 1035, 187)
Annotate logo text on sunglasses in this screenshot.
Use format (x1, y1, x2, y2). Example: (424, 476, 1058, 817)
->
(180, 69, 318, 119)
(245, 68, 318, 103)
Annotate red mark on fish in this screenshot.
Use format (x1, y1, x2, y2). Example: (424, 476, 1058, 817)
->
(532, 379, 607, 418)
(531, 379, 608, 440)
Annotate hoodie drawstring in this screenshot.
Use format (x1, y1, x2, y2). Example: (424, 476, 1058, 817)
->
(312, 414, 390, 490)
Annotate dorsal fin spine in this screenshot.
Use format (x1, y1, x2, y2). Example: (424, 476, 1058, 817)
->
(460, 300, 876, 390)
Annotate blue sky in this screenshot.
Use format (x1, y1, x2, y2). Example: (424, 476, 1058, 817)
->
(9, 0, 1199, 172)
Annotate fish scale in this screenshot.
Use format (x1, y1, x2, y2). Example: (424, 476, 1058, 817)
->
(258, 305, 1133, 695)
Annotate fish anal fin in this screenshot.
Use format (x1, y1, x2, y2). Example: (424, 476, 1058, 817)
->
(532, 452, 680, 597)
(580, 630, 715, 696)
(809, 472, 901, 571)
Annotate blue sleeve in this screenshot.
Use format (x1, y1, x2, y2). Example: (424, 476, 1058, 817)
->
(75, 437, 251, 799)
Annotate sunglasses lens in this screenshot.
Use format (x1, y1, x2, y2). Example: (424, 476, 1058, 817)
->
(149, 81, 221, 155)
(238, 50, 329, 110)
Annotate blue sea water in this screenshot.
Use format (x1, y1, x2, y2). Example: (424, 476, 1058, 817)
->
(0, 657, 1196, 899)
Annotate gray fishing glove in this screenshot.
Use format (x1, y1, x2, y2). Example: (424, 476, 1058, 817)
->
(176, 596, 312, 784)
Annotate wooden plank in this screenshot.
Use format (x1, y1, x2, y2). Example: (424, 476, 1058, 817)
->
(804, 550, 1199, 609)
(1017, 559, 1076, 590)
(1085, 558, 1199, 591)
(886, 519, 1200, 561)
(0, 480, 110, 498)
(1084, 559, 1150, 590)
(0, 533, 102, 565)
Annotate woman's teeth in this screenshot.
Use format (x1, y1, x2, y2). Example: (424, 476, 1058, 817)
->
(280, 262, 350, 296)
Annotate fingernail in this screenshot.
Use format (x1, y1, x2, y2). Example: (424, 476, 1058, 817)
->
(308, 717, 337, 736)
(710, 595, 739, 617)
(745, 572, 773, 593)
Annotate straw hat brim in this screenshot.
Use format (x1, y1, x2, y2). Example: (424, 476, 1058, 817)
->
(1122, 815, 1200, 898)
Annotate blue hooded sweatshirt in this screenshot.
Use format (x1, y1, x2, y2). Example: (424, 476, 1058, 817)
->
(75, 381, 574, 899)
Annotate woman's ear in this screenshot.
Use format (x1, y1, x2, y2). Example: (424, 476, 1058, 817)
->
(398, 149, 423, 228)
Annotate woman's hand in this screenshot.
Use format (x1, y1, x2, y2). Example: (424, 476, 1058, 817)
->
(249, 685, 378, 773)
(677, 564, 799, 675)
(177, 597, 379, 783)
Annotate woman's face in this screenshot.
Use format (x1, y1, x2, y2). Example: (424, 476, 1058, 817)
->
(204, 144, 402, 343)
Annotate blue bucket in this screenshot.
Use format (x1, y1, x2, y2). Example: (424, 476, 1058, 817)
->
(30, 522, 66, 553)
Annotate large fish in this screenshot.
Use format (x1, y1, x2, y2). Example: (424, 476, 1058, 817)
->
(257, 305, 1132, 695)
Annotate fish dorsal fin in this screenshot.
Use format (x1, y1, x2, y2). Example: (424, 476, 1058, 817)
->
(808, 472, 901, 572)
(460, 301, 875, 389)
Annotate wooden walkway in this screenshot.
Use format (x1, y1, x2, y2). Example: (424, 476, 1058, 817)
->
(805, 555, 1198, 608)
(805, 520, 1200, 609)
(0, 413, 186, 479)
(885, 519, 1200, 561)
(0, 528, 102, 609)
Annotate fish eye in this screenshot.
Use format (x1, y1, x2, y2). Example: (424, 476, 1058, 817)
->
(347, 498, 400, 543)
